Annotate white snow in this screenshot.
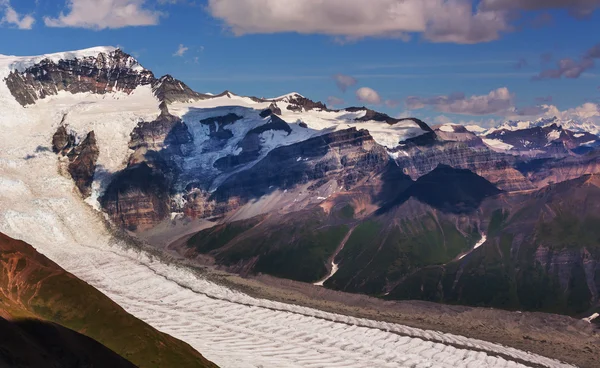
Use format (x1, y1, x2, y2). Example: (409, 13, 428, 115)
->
(459, 233, 487, 260)
(482, 138, 514, 152)
(464, 124, 488, 134)
(573, 133, 585, 138)
(0, 46, 118, 73)
(170, 97, 428, 151)
(487, 117, 600, 137)
(582, 313, 599, 323)
(547, 129, 561, 142)
(0, 48, 576, 368)
(438, 124, 456, 132)
(313, 262, 339, 287)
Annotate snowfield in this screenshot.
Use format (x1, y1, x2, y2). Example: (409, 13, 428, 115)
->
(0, 49, 576, 368)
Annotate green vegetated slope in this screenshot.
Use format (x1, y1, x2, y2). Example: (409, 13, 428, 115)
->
(327, 212, 480, 295)
(189, 209, 349, 283)
(0, 232, 218, 368)
(388, 175, 600, 315)
(186, 172, 600, 316)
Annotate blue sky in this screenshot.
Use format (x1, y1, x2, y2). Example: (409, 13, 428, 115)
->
(1, 0, 600, 127)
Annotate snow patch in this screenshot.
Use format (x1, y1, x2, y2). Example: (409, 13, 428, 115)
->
(482, 138, 514, 151)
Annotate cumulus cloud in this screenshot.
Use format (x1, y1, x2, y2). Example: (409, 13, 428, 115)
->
(0, 0, 35, 29)
(44, 0, 161, 29)
(327, 96, 345, 107)
(356, 87, 382, 105)
(533, 43, 600, 80)
(173, 44, 189, 57)
(333, 74, 357, 92)
(545, 102, 600, 121)
(406, 88, 514, 115)
(207, 0, 510, 44)
(480, 0, 600, 17)
(533, 58, 595, 80)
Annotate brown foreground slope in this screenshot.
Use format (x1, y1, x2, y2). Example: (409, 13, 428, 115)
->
(0, 232, 217, 368)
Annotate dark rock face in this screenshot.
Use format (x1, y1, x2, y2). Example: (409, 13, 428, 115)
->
(260, 103, 282, 117)
(101, 105, 194, 231)
(213, 128, 389, 202)
(52, 127, 99, 197)
(6, 49, 154, 106)
(129, 106, 193, 156)
(100, 163, 170, 232)
(517, 150, 600, 188)
(284, 95, 328, 112)
(399, 164, 502, 214)
(152, 74, 211, 104)
(394, 141, 535, 191)
(52, 124, 75, 154)
(67, 132, 100, 198)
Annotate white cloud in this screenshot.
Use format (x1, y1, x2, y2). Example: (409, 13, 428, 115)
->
(44, 0, 161, 29)
(533, 43, 600, 80)
(407, 88, 514, 115)
(207, 0, 510, 44)
(544, 102, 600, 121)
(173, 44, 189, 57)
(356, 87, 382, 105)
(0, 1, 35, 29)
(333, 74, 357, 92)
(327, 96, 345, 107)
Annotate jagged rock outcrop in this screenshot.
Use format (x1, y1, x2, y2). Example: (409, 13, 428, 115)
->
(282, 94, 328, 112)
(6, 49, 154, 106)
(52, 126, 99, 197)
(51, 124, 75, 154)
(152, 74, 211, 104)
(259, 103, 283, 117)
(67, 131, 100, 197)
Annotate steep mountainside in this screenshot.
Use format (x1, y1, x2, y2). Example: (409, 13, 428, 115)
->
(0, 233, 217, 368)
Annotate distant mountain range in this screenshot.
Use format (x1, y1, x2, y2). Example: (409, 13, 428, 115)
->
(1, 46, 598, 337)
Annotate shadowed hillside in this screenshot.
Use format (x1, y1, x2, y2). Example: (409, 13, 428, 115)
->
(0, 232, 218, 368)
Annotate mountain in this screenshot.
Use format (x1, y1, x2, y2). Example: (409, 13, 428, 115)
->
(483, 123, 599, 157)
(2, 47, 599, 324)
(489, 116, 600, 136)
(2, 46, 599, 367)
(0, 232, 217, 368)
